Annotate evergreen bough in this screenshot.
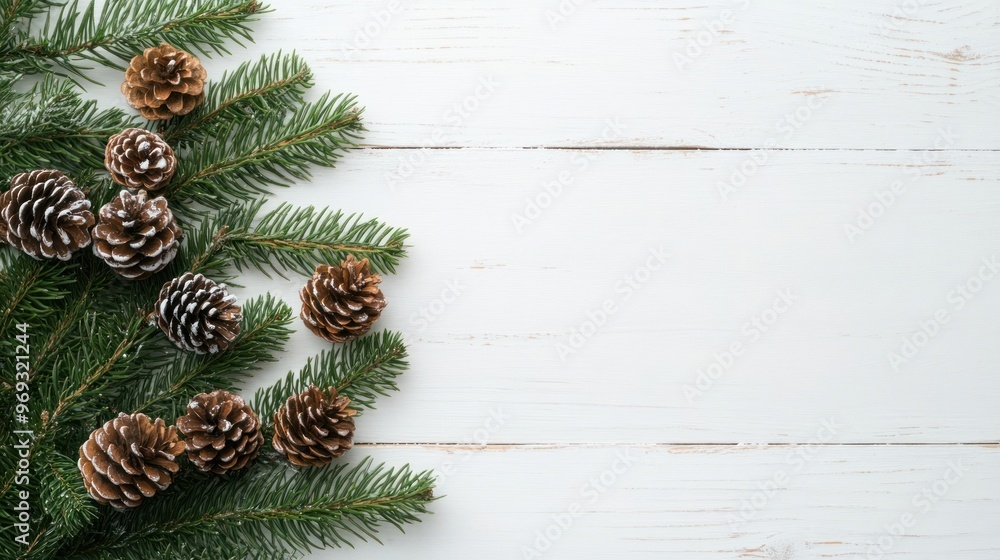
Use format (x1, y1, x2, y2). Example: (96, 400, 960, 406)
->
(0, 1, 434, 558)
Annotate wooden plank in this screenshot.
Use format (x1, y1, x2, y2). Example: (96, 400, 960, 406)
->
(239, 148, 1000, 443)
(305, 444, 1000, 559)
(201, 0, 1000, 148)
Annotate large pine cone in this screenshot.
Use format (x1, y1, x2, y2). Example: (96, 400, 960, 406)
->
(77, 412, 185, 509)
(0, 170, 94, 260)
(154, 273, 241, 354)
(176, 390, 263, 474)
(122, 44, 207, 120)
(272, 386, 357, 467)
(300, 255, 387, 344)
(105, 128, 177, 191)
(92, 190, 182, 280)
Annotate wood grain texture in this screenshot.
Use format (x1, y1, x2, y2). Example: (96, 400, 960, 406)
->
(214, 0, 1000, 149)
(304, 445, 1000, 559)
(240, 148, 1000, 444)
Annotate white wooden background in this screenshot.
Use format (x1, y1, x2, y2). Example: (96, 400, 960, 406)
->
(97, 1, 1000, 557)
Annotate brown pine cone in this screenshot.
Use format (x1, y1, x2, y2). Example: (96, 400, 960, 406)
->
(122, 43, 207, 120)
(176, 390, 263, 474)
(154, 273, 241, 354)
(300, 255, 387, 344)
(0, 170, 94, 260)
(105, 128, 177, 191)
(272, 386, 357, 467)
(92, 190, 182, 280)
(77, 412, 185, 509)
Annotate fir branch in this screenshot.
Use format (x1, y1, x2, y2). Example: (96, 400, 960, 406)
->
(165, 92, 364, 211)
(34, 452, 98, 552)
(42, 313, 157, 429)
(127, 293, 293, 420)
(181, 200, 409, 278)
(254, 331, 409, 424)
(23, 260, 106, 383)
(159, 51, 313, 144)
(5, 0, 266, 76)
(0, 76, 136, 179)
(67, 457, 435, 559)
(0, 252, 75, 336)
(1, 0, 54, 27)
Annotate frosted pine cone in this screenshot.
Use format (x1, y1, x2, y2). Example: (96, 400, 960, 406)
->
(300, 255, 387, 343)
(272, 386, 356, 467)
(0, 170, 94, 260)
(122, 44, 207, 120)
(92, 190, 182, 280)
(154, 273, 242, 354)
(105, 128, 177, 191)
(77, 413, 185, 509)
(176, 390, 263, 474)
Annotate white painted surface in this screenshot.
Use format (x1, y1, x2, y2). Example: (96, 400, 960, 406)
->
(95, 0, 1000, 557)
(241, 0, 1000, 149)
(298, 445, 1000, 559)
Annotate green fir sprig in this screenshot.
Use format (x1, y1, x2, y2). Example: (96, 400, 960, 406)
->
(0, 1, 432, 558)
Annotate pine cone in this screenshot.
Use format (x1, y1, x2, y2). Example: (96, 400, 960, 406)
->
(105, 128, 177, 191)
(272, 386, 357, 467)
(0, 170, 94, 260)
(300, 255, 387, 344)
(176, 390, 263, 475)
(122, 44, 207, 120)
(77, 412, 185, 509)
(154, 273, 241, 354)
(92, 190, 182, 280)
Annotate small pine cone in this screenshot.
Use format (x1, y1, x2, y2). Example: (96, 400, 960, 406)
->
(105, 128, 177, 191)
(77, 412, 185, 509)
(154, 273, 241, 354)
(122, 44, 207, 120)
(0, 170, 94, 260)
(300, 255, 387, 344)
(176, 390, 263, 474)
(272, 386, 357, 467)
(92, 190, 182, 280)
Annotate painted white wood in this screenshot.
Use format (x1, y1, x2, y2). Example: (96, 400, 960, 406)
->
(238, 148, 1000, 444)
(216, 0, 1000, 149)
(68, 1, 1000, 556)
(302, 445, 1000, 559)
